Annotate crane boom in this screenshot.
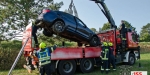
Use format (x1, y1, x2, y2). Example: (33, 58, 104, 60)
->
(91, 0, 117, 29)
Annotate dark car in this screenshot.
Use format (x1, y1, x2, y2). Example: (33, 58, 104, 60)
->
(36, 9, 100, 46)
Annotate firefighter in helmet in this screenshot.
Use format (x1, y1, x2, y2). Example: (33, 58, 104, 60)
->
(108, 42, 116, 71)
(35, 42, 56, 75)
(120, 20, 126, 49)
(100, 42, 109, 74)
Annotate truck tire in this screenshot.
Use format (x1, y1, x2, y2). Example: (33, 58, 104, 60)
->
(128, 53, 135, 65)
(79, 58, 94, 73)
(58, 60, 76, 75)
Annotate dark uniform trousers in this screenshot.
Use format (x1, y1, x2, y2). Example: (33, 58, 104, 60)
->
(32, 25, 39, 47)
(39, 63, 51, 75)
(121, 28, 127, 49)
(108, 47, 116, 70)
(101, 48, 109, 73)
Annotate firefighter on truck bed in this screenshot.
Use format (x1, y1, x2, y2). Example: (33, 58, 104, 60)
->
(100, 42, 110, 74)
(120, 20, 126, 49)
(35, 42, 57, 75)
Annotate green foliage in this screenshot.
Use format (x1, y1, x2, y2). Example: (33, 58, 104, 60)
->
(101, 22, 110, 30)
(139, 42, 150, 53)
(1, 53, 150, 75)
(140, 23, 150, 42)
(48, 1, 64, 10)
(38, 34, 77, 47)
(0, 40, 22, 49)
(0, 0, 63, 41)
(90, 28, 97, 33)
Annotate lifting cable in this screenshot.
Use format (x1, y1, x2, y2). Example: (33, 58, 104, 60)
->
(67, 0, 79, 18)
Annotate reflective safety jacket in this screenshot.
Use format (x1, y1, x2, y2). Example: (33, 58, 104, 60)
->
(37, 48, 52, 66)
(100, 46, 109, 60)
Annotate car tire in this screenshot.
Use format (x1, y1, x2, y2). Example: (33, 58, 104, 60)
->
(90, 36, 99, 47)
(43, 30, 53, 37)
(58, 60, 76, 75)
(52, 20, 65, 34)
(79, 58, 94, 73)
(128, 53, 135, 65)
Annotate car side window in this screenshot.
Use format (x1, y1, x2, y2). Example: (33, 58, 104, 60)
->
(61, 12, 75, 21)
(76, 18, 86, 27)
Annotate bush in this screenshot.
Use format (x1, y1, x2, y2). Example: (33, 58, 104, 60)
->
(139, 42, 150, 53)
(0, 48, 25, 71)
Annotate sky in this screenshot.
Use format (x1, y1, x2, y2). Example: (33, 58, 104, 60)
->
(54, 0, 150, 34)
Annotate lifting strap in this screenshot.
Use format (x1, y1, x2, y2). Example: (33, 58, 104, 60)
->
(67, 0, 79, 18)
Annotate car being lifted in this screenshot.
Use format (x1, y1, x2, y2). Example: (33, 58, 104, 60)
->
(35, 9, 101, 47)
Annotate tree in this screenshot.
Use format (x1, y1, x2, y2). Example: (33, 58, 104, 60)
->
(0, 0, 63, 41)
(140, 23, 150, 42)
(101, 22, 111, 30)
(101, 20, 135, 31)
(90, 28, 97, 33)
(123, 20, 132, 28)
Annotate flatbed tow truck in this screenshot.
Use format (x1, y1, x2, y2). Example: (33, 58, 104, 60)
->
(22, 0, 140, 75)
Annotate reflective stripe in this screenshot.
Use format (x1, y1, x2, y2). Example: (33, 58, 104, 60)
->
(122, 38, 126, 40)
(100, 56, 102, 58)
(39, 56, 50, 62)
(102, 58, 108, 60)
(40, 61, 51, 66)
(101, 48, 109, 60)
(113, 69, 116, 70)
(106, 69, 109, 71)
(37, 48, 51, 66)
(51, 47, 54, 52)
(101, 66, 104, 70)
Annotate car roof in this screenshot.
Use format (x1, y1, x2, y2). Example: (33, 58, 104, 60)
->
(54, 10, 75, 16)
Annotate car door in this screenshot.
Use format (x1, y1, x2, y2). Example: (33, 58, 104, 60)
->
(58, 11, 76, 33)
(75, 17, 91, 40)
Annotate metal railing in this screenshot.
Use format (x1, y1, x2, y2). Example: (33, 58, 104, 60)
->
(8, 37, 30, 75)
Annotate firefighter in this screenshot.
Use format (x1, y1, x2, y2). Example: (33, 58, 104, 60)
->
(23, 52, 37, 73)
(32, 24, 40, 47)
(108, 42, 116, 71)
(120, 20, 126, 49)
(35, 42, 57, 75)
(100, 42, 109, 74)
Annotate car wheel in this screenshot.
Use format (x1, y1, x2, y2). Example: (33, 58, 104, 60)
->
(128, 53, 135, 65)
(79, 58, 94, 73)
(58, 60, 76, 75)
(43, 30, 53, 37)
(53, 21, 65, 33)
(90, 36, 99, 47)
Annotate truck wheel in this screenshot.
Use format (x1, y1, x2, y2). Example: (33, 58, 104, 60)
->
(52, 20, 65, 33)
(58, 60, 76, 75)
(90, 36, 99, 47)
(128, 53, 135, 65)
(79, 58, 94, 73)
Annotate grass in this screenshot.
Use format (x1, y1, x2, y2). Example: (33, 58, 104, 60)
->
(1, 53, 150, 75)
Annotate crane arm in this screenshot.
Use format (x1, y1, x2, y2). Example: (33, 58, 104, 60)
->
(91, 0, 117, 29)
